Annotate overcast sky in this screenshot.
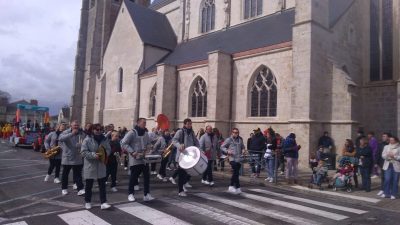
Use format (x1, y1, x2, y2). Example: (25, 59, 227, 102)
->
(0, 0, 81, 115)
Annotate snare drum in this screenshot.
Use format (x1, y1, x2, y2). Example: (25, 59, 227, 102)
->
(144, 154, 162, 164)
(179, 146, 208, 176)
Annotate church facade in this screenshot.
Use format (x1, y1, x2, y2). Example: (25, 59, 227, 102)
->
(70, 0, 400, 166)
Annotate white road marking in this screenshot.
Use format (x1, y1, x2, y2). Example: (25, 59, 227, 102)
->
(241, 192, 348, 221)
(0, 150, 17, 154)
(27, 196, 82, 208)
(195, 193, 320, 225)
(291, 185, 381, 203)
(0, 159, 45, 162)
(0, 188, 59, 205)
(249, 189, 368, 214)
(0, 171, 46, 181)
(2, 221, 29, 225)
(162, 198, 264, 225)
(59, 210, 111, 225)
(117, 202, 192, 225)
(0, 175, 44, 185)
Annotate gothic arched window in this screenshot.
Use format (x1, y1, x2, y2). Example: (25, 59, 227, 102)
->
(191, 77, 207, 117)
(201, 0, 215, 33)
(149, 84, 156, 117)
(244, 0, 263, 19)
(118, 68, 123, 92)
(250, 66, 277, 117)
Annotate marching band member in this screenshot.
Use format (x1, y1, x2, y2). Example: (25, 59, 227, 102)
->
(199, 125, 218, 186)
(59, 120, 86, 196)
(44, 123, 65, 183)
(221, 128, 245, 194)
(106, 131, 122, 192)
(81, 123, 112, 210)
(121, 118, 155, 202)
(154, 130, 172, 182)
(148, 127, 161, 175)
(172, 118, 199, 197)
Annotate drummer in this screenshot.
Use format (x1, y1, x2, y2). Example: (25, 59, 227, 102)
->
(121, 118, 155, 202)
(153, 130, 172, 182)
(172, 118, 199, 197)
(199, 125, 218, 186)
(221, 128, 246, 194)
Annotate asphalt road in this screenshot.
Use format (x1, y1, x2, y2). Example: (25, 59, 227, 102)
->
(0, 141, 398, 225)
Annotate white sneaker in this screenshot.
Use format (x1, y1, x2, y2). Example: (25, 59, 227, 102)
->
(128, 194, 135, 202)
(183, 186, 188, 192)
(184, 182, 192, 188)
(85, 203, 91, 209)
(178, 192, 187, 197)
(101, 203, 111, 210)
(62, 189, 68, 195)
(143, 194, 155, 202)
(280, 171, 284, 175)
(152, 171, 158, 175)
(371, 175, 378, 179)
(235, 188, 242, 194)
(157, 174, 163, 180)
(73, 183, 78, 190)
(163, 177, 168, 182)
(377, 190, 384, 196)
(134, 185, 140, 191)
(124, 167, 128, 171)
(54, 178, 61, 184)
(269, 178, 274, 183)
(209, 181, 215, 186)
(44, 175, 50, 182)
(169, 177, 176, 184)
(77, 189, 85, 196)
(228, 186, 236, 193)
(391, 196, 396, 200)
(264, 177, 271, 181)
(380, 193, 386, 198)
(201, 180, 210, 185)
(111, 187, 118, 192)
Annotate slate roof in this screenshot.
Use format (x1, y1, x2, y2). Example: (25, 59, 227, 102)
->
(149, 0, 176, 10)
(141, 9, 294, 74)
(124, 0, 177, 50)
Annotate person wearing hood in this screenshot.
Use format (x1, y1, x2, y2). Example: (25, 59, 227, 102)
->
(80, 123, 112, 210)
(283, 133, 301, 184)
(381, 136, 400, 199)
(154, 130, 172, 182)
(199, 125, 218, 186)
(44, 123, 66, 184)
(121, 118, 155, 202)
(248, 128, 266, 178)
(172, 118, 200, 197)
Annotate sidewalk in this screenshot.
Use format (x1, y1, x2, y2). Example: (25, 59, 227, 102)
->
(213, 164, 400, 212)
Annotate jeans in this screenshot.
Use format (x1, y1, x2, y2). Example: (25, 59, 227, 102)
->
(85, 177, 107, 203)
(286, 157, 298, 179)
(106, 159, 118, 187)
(359, 166, 371, 192)
(158, 157, 169, 177)
(202, 160, 214, 182)
(383, 163, 400, 197)
(48, 158, 61, 178)
(380, 168, 385, 191)
(230, 161, 241, 188)
(129, 164, 150, 195)
(249, 151, 262, 174)
(266, 158, 275, 178)
(61, 164, 84, 190)
(177, 167, 190, 192)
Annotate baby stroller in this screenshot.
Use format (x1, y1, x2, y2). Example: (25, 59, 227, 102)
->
(308, 160, 329, 190)
(332, 158, 354, 192)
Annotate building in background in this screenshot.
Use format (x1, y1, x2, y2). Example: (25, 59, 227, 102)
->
(70, 0, 400, 167)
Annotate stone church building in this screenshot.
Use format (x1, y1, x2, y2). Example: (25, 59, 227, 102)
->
(70, 0, 399, 166)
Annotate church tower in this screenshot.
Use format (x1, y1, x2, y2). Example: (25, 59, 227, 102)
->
(70, 0, 149, 124)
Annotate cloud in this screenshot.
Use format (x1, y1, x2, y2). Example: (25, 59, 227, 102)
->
(0, 0, 81, 115)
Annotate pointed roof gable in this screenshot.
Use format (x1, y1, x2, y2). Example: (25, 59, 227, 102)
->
(124, 0, 176, 50)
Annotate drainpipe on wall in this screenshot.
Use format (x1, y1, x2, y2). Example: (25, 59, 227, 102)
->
(228, 56, 234, 135)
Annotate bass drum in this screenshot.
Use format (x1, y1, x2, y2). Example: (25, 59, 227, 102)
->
(178, 146, 208, 176)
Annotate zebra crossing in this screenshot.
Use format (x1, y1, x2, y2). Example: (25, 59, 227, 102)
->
(1, 188, 373, 225)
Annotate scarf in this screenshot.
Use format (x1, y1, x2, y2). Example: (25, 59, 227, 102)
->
(134, 125, 146, 136)
(93, 134, 105, 145)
